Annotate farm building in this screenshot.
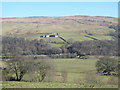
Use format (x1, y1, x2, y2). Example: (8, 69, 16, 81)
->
(40, 33, 59, 38)
(49, 35, 58, 37)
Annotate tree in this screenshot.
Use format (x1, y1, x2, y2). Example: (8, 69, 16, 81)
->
(6, 56, 32, 81)
(31, 58, 54, 82)
(96, 57, 118, 75)
(47, 47, 62, 55)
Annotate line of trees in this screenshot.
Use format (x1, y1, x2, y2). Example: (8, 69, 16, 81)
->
(67, 40, 118, 56)
(2, 37, 63, 57)
(2, 36, 118, 58)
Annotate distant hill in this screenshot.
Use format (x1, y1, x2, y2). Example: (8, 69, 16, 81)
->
(0, 16, 118, 42)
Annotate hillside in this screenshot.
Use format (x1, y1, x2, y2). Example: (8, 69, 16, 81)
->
(1, 16, 118, 42)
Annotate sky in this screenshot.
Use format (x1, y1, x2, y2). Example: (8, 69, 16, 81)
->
(1, 2, 118, 18)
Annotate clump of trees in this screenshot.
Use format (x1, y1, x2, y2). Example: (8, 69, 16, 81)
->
(2, 37, 63, 57)
(2, 55, 54, 82)
(96, 57, 118, 75)
(67, 40, 118, 56)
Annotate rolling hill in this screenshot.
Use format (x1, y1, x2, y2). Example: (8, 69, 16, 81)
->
(1, 16, 118, 43)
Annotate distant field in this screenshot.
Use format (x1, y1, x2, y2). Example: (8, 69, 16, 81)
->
(1, 16, 117, 44)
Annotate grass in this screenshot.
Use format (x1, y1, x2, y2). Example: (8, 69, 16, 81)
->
(89, 35, 114, 40)
(53, 59, 97, 72)
(2, 81, 118, 88)
(48, 43, 64, 47)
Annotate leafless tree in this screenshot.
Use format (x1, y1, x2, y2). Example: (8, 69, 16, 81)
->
(6, 56, 32, 81)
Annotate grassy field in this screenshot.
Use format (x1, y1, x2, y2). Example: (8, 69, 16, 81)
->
(48, 43, 64, 47)
(2, 81, 117, 88)
(2, 58, 118, 88)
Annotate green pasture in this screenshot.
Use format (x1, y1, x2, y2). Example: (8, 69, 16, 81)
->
(53, 59, 97, 72)
(51, 59, 113, 83)
(89, 35, 114, 40)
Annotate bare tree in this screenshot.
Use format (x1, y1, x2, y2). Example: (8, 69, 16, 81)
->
(6, 56, 32, 81)
(30, 57, 54, 82)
